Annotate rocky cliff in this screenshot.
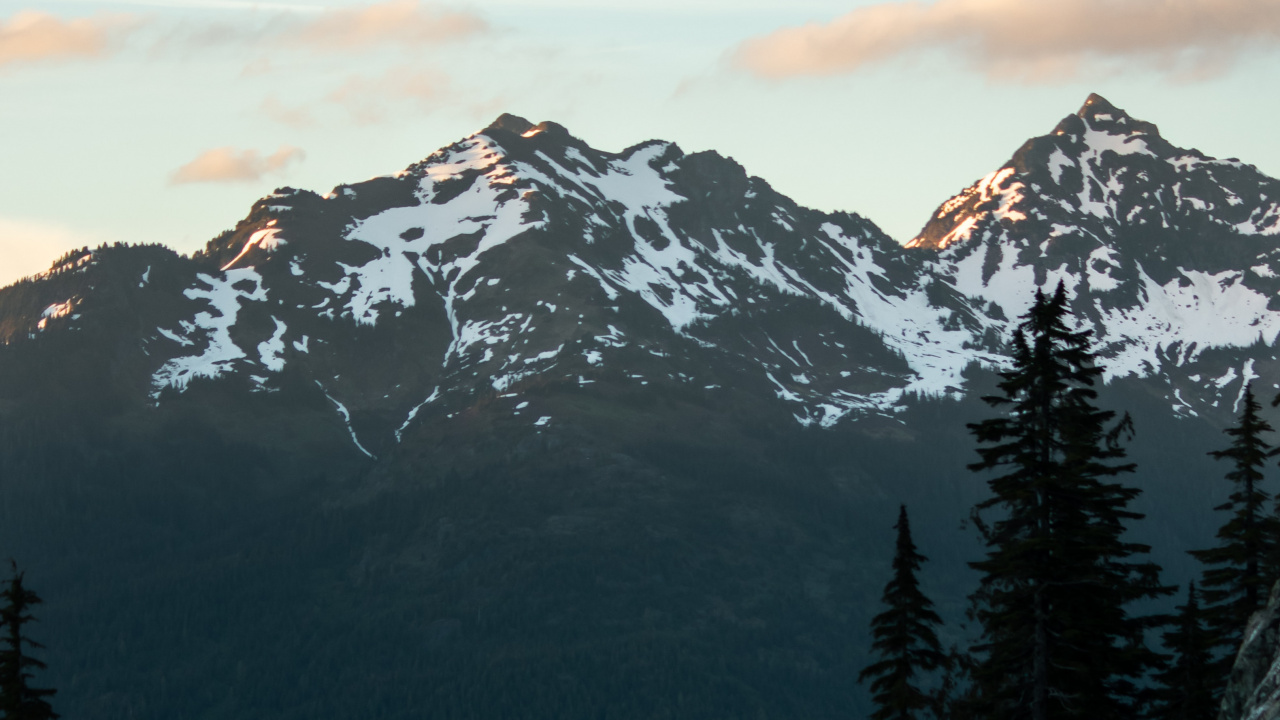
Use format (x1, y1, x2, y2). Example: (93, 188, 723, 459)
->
(1220, 581, 1280, 720)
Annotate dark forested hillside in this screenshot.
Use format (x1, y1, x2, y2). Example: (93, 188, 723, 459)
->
(0, 365, 1234, 718)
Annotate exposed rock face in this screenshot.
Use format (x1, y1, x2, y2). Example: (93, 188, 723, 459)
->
(1220, 581, 1280, 720)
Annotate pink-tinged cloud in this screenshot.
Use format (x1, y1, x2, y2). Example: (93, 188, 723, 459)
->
(170, 146, 305, 185)
(0, 10, 132, 68)
(260, 95, 315, 128)
(325, 66, 450, 124)
(294, 0, 487, 51)
(734, 0, 1280, 83)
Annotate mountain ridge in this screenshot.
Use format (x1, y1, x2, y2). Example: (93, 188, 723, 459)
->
(2, 93, 1277, 720)
(5, 94, 1280, 444)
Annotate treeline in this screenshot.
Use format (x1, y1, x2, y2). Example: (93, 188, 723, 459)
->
(862, 284, 1272, 720)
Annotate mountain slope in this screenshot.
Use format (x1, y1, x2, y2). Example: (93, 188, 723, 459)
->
(913, 93, 1280, 419)
(12, 113, 997, 461)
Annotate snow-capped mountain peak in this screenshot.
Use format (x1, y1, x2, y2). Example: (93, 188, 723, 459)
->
(915, 94, 1280, 417)
(7, 97, 1280, 461)
(83, 114, 997, 452)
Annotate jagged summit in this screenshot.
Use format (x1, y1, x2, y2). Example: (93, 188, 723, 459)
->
(907, 94, 1267, 251)
(15, 108, 946, 449)
(1057, 93, 1162, 138)
(903, 94, 1280, 418)
(5, 92, 1280, 447)
(1077, 92, 1125, 120)
(485, 112, 536, 136)
(482, 114, 574, 143)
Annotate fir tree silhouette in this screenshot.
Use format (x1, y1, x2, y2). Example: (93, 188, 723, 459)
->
(965, 283, 1170, 720)
(859, 505, 946, 720)
(0, 561, 58, 720)
(1149, 582, 1217, 720)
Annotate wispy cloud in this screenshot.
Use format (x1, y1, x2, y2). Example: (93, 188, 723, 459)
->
(260, 95, 315, 127)
(325, 66, 449, 124)
(170, 145, 305, 184)
(0, 10, 135, 68)
(733, 0, 1280, 83)
(5, 1, 487, 70)
(291, 0, 487, 52)
(51, 0, 321, 10)
(258, 65, 450, 127)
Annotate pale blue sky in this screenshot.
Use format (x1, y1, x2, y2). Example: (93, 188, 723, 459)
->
(2, 0, 1279, 286)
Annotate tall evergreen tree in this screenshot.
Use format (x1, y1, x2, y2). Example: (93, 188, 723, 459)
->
(965, 283, 1171, 720)
(0, 562, 58, 720)
(1149, 582, 1217, 720)
(860, 505, 947, 720)
(1190, 382, 1280, 672)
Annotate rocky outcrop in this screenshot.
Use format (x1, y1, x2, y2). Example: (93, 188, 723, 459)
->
(1220, 581, 1280, 720)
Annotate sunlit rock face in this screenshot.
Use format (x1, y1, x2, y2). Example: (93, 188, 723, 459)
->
(1220, 581, 1280, 720)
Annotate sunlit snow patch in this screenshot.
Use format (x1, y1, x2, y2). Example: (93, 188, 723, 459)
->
(221, 227, 285, 271)
(37, 300, 76, 331)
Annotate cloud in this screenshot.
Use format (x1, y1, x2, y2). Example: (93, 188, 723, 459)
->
(324, 66, 450, 124)
(0, 2, 487, 74)
(292, 0, 487, 52)
(0, 216, 103, 288)
(170, 145, 305, 184)
(260, 95, 315, 128)
(0, 10, 135, 68)
(733, 0, 1280, 83)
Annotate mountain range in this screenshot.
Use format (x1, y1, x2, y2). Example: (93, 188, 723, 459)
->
(1, 94, 1277, 718)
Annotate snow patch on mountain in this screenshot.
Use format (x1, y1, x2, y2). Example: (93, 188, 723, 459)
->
(1236, 202, 1280, 236)
(335, 138, 546, 331)
(317, 382, 374, 459)
(396, 386, 440, 443)
(37, 300, 76, 331)
(152, 269, 269, 394)
(257, 317, 288, 373)
(907, 167, 1028, 249)
(222, 225, 285, 271)
(1096, 268, 1280, 380)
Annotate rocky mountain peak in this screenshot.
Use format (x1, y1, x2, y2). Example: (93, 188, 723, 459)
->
(484, 112, 536, 136)
(905, 94, 1280, 420)
(481, 115, 576, 146)
(6, 95, 1280, 451)
(1078, 92, 1120, 117)
(1052, 93, 1163, 141)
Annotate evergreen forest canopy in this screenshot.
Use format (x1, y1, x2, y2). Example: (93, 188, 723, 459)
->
(860, 284, 1280, 720)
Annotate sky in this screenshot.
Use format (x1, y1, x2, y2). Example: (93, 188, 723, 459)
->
(2, 0, 1279, 287)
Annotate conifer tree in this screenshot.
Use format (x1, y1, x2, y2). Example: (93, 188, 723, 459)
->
(965, 283, 1170, 720)
(0, 562, 58, 720)
(1191, 383, 1280, 671)
(1149, 582, 1217, 720)
(859, 505, 947, 720)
